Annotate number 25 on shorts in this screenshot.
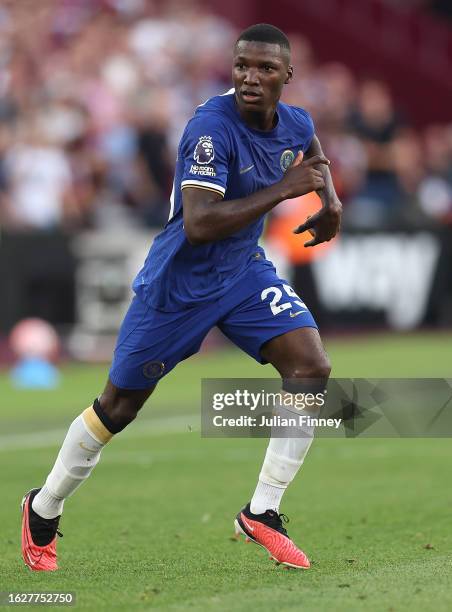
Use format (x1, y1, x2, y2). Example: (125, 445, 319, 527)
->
(261, 285, 307, 316)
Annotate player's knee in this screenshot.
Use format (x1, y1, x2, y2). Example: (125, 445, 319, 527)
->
(286, 354, 331, 381)
(95, 379, 154, 434)
(103, 396, 141, 423)
(96, 394, 145, 433)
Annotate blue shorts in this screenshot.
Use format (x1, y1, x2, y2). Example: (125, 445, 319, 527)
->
(110, 265, 318, 389)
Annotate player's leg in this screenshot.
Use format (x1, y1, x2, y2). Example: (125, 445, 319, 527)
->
(21, 380, 155, 572)
(21, 294, 216, 571)
(234, 328, 329, 569)
(31, 380, 155, 518)
(251, 326, 330, 514)
(219, 271, 329, 568)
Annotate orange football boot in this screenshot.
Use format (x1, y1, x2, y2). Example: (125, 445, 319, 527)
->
(21, 488, 62, 571)
(234, 503, 310, 569)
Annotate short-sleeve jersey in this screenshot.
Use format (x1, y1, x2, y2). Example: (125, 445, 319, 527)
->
(133, 89, 315, 311)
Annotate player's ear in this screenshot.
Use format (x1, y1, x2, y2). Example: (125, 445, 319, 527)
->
(285, 65, 293, 85)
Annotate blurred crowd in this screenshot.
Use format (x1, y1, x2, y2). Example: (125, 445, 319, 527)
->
(0, 0, 451, 233)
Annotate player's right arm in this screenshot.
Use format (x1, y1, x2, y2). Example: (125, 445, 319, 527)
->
(183, 152, 328, 245)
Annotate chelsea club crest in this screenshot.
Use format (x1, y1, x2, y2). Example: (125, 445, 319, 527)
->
(280, 149, 295, 172)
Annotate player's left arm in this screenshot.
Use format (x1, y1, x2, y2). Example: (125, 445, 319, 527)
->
(293, 134, 342, 247)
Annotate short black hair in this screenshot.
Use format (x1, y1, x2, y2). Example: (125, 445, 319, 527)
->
(236, 23, 291, 55)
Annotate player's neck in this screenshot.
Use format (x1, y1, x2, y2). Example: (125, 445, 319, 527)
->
(236, 104, 278, 132)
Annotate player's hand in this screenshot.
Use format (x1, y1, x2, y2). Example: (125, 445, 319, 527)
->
(293, 199, 342, 247)
(280, 152, 330, 199)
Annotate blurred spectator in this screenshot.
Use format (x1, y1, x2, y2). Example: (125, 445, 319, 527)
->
(350, 82, 402, 198)
(418, 125, 452, 221)
(0, 113, 78, 229)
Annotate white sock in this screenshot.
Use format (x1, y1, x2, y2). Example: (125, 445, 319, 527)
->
(32, 485, 65, 519)
(250, 481, 285, 514)
(250, 404, 316, 515)
(32, 407, 112, 519)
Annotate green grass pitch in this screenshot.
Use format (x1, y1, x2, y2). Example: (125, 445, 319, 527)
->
(1, 332, 451, 611)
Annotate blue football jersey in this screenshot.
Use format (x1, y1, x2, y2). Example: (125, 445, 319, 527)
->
(133, 89, 315, 311)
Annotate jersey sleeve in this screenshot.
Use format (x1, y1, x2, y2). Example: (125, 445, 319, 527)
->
(292, 107, 315, 153)
(301, 109, 315, 153)
(179, 114, 231, 197)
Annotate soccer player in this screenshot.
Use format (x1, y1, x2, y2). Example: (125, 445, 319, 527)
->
(21, 24, 341, 571)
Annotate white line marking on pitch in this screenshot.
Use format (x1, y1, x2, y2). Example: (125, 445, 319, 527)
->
(0, 414, 199, 452)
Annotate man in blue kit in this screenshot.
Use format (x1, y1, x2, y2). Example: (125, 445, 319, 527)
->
(21, 24, 342, 571)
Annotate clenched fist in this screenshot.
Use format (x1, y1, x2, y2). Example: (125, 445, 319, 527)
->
(279, 152, 330, 199)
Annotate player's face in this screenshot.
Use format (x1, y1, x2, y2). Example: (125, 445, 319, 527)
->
(232, 41, 292, 114)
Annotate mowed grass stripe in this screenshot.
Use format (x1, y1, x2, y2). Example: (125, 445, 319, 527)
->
(0, 414, 199, 452)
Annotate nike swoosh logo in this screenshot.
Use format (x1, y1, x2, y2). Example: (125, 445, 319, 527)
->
(239, 164, 254, 174)
(79, 441, 99, 453)
(25, 544, 44, 564)
(242, 517, 255, 532)
(290, 310, 307, 318)
(26, 551, 38, 566)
